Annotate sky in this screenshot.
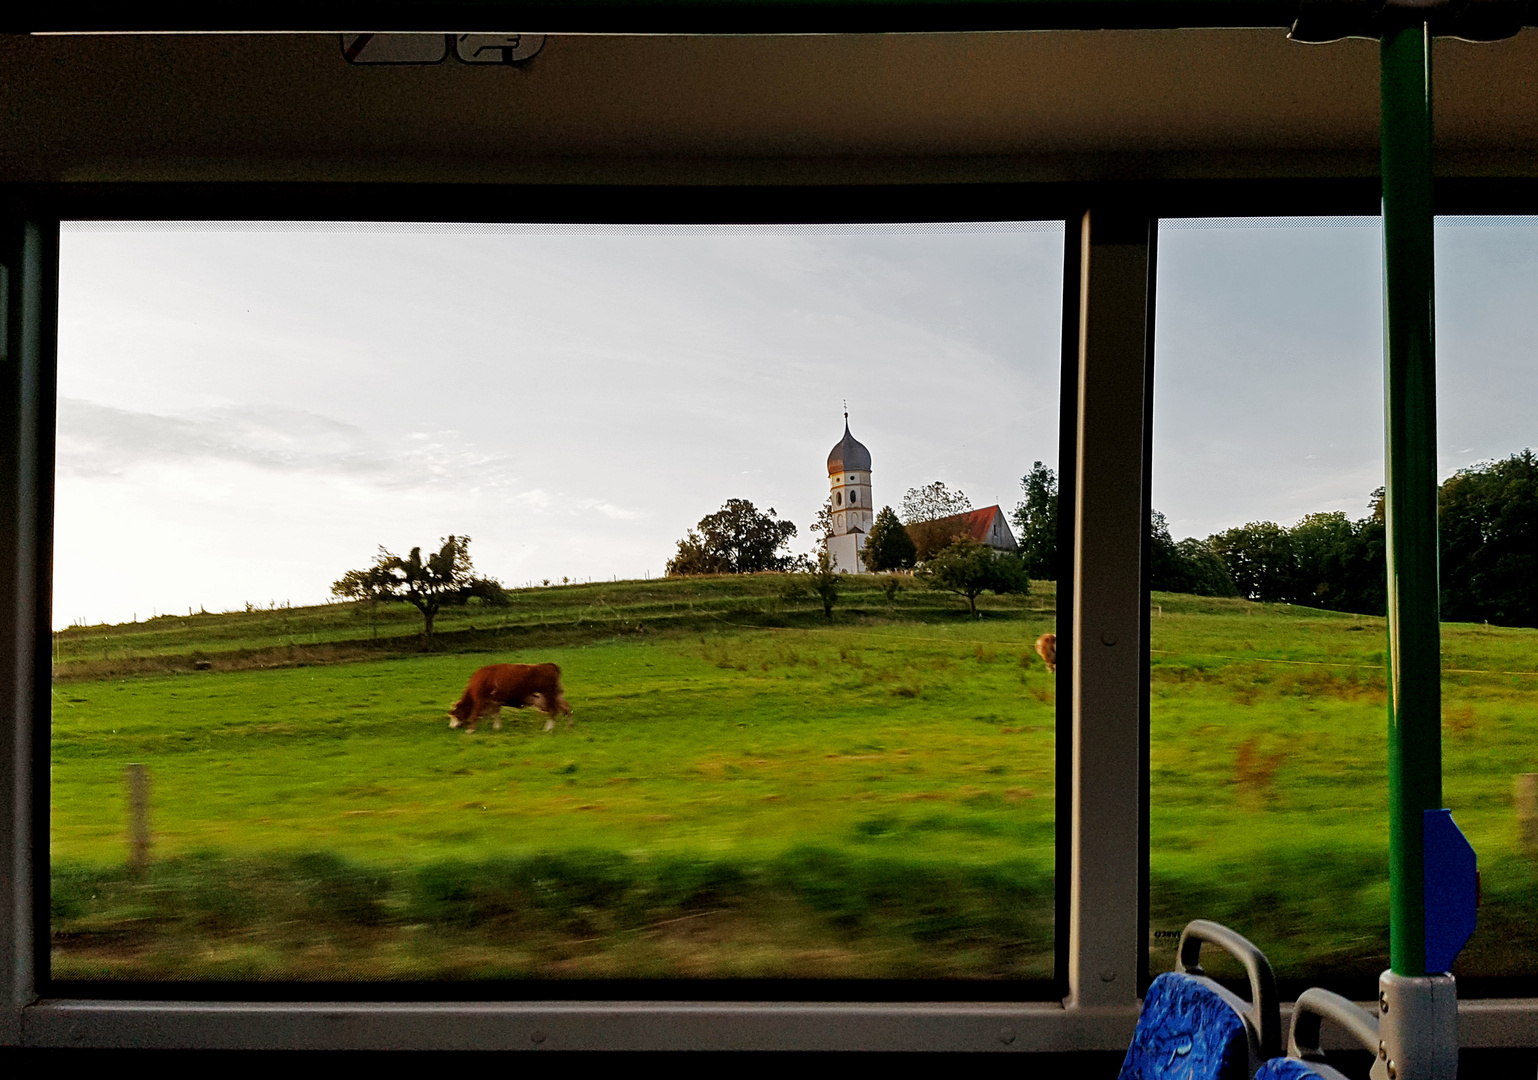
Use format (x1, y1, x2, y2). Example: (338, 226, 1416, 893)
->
(54, 217, 1538, 629)
(54, 222, 1064, 628)
(1152, 217, 1538, 543)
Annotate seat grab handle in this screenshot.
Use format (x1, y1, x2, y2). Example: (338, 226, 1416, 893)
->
(1288, 987, 1381, 1063)
(1176, 918, 1282, 1059)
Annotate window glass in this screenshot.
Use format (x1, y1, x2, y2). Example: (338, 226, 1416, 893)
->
(51, 220, 1064, 985)
(1149, 216, 1538, 992)
(1431, 217, 1538, 985)
(1149, 217, 1389, 990)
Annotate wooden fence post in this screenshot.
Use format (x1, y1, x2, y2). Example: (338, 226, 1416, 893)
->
(1517, 773, 1538, 858)
(125, 763, 150, 875)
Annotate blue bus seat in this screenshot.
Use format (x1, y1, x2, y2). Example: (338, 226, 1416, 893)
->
(1253, 1059, 1351, 1080)
(1119, 920, 1281, 1080)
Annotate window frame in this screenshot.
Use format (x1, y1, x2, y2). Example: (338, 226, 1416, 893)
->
(4, 177, 1538, 1051)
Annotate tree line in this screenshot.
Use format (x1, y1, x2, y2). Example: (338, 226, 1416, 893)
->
(339, 449, 1536, 646)
(1015, 449, 1538, 628)
(665, 483, 1031, 618)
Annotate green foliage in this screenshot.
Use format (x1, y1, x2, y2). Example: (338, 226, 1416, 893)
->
(805, 547, 842, 620)
(331, 535, 503, 648)
(863, 506, 917, 572)
(920, 538, 1031, 617)
(808, 498, 834, 554)
(1011, 461, 1059, 581)
(900, 480, 971, 525)
(667, 498, 799, 576)
(1440, 449, 1538, 626)
(1177, 452, 1538, 625)
(901, 482, 974, 561)
(1291, 509, 1385, 613)
(1149, 511, 1238, 597)
(1197, 492, 1386, 615)
(1209, 520, 1297, 602)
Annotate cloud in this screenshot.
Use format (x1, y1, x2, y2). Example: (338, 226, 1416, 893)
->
(577, 499, 645, 521)
(56, 398, 515, 494)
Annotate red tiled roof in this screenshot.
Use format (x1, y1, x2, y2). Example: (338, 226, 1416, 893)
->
(924, 505, 995, 541)
(919, 505, 1017, 549)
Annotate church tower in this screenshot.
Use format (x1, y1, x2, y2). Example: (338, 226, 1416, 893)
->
(826, 413, 873, 574)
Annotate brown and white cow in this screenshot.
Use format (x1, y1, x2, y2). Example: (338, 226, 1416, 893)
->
(448, 662, 573, 733)
(1034, 633, 1057, 674)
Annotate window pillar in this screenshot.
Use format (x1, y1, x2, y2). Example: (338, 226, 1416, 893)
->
(0, 215, 55, 1029)
(1067, 208, 1154, 1011)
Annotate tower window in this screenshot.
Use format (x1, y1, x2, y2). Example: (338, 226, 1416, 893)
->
(850, 492, 858, 504)
(835, 492, 842, 505)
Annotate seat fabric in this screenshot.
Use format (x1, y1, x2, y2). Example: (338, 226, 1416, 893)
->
(1118, 971, 1249, 1080)
(1253, 1059, 1349, 1080)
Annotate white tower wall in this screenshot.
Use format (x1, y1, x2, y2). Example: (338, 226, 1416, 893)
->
(828, 532, 866, 575)
(829, 468, 873, 542)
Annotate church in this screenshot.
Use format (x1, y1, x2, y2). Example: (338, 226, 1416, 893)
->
(824, 416, 1018, 574)
(826, 417, 874, 574)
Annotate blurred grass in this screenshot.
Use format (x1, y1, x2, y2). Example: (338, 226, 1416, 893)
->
(1147, 598, 1538, 984)
(49, 576, 1538, 982)
(51, 850, 1055, 981)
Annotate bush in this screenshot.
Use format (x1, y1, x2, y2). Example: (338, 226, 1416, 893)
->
(919, 538, 1030, 617)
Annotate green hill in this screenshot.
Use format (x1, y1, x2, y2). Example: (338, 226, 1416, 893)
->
(46, 577, 1538, 986)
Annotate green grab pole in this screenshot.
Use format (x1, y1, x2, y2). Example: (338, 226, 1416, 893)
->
(1381, 22, 1442, 979)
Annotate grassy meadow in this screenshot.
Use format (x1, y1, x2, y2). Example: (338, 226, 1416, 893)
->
(49, 575, 1538, 985)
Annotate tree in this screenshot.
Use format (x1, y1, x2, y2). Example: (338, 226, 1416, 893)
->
(1440, 449, 1538, 626)
(863, 505, 917, 572)
(1331, 492, 1386, 617)
(1149, 510, 1237, 597)
(806, 546, 842, 620)
(1290, 511, 1358, 607)
(902, 481, 974, 561)
(666, 499, 798, 576)
(1011, 461, 1059, 581)
(808, 498, 834, 556)
(901, 480, 972, 524)
(1208, 521, 1297, 603)
(1172, 538, 1241, 597)
(331, 535, 503, 649)
(1147, 509, 1184, 591)
(919, 537, 1030, 617)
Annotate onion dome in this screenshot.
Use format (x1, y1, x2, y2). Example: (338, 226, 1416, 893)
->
(827, 418, 871, 474)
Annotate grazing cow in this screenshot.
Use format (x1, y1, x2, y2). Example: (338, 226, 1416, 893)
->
(449, 662, 573, 733)
(1035, 633, 1057, 674)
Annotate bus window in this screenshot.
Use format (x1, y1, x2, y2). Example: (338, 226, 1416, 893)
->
(1431, 215, 1538, 988)
(1149, 216, 1390, 993)
(1149, 214, 1538, 995)
(48, 219, 1064, 988)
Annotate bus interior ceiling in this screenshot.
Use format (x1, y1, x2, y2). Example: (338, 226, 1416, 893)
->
(0, 30, 1532, 191)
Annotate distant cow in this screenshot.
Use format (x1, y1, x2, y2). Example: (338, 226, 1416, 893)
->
(1035, 633, 1057, 674)
(449, 663, 573, 734)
